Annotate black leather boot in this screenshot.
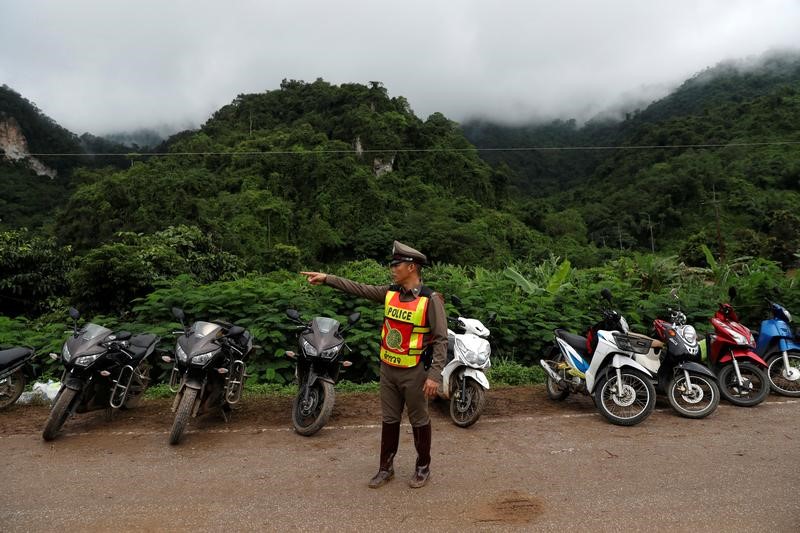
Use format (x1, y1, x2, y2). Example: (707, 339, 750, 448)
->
(368, 422, 400, 488)
(409, 423, 431, 488)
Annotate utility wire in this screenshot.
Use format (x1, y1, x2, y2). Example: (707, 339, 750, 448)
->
(24, 139, 800, 157)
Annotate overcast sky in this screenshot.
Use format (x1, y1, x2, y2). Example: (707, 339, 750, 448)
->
(1, 0, 799, 135)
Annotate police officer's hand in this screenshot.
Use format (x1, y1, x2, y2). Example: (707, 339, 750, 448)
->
(423, 378, 439, 400)
(300, 271, 327, 285)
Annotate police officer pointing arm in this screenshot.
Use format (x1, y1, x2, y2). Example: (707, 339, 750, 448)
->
(301, 241, 447, 489)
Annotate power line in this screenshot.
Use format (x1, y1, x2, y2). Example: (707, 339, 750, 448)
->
(24, 139, 800, 157)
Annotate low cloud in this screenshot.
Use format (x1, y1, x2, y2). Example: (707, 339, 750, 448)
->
(1, 0, 798, 134)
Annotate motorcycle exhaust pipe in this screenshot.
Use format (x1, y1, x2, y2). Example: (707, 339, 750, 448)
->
(539, 360, 564, 384)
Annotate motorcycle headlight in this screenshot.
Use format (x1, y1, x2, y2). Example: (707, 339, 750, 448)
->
(191, 348, 221, 366)
(302, 338, 318, 357)
(726, 329, 749, 346)
(320, 344, 343, 359)
(681, 325, 697, 344)
(74, 353, 102, 366)
(61, 343, 72, 362)
(176, 343, 188, 363)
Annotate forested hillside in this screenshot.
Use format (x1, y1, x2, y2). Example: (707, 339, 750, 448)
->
(464, 51, 800, 264)
(2, 57, 800, 384)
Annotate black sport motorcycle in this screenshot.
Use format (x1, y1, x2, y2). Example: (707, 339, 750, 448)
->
(165, 307, 254, 445)
(42, 307, 158, 441)
(284, 308, 360, 436)
(0, 345, 38, 409)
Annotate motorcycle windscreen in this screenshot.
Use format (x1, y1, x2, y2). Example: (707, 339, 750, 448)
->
(67, 323, 113, 354)
(184, 321, 224, 356)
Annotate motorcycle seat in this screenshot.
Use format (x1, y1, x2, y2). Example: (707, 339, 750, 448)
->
(127, 334, 158, 360)
(554, 329, 589, 357)
(0, 347, 33, 371)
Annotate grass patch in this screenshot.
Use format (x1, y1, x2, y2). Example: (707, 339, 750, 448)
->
(487, 357, 546, 386)
(142, 362, 542, 400)
(144, 379, 379, 400)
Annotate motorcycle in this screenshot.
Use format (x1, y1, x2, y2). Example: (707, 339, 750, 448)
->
(754, 300, 800, 397)
(0, 345, 38, 409)
(284, 308, 360, 436)
(638, 290, 720, 418)
(706, 289, 770, 406)
(42, 307, 157, 441)
(540, 289, 657, 426)
(440, 295, 494, 428)
(165, 307, 254, 445)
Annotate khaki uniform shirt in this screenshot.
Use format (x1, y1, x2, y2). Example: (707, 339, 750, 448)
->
(324, 275, 448, 382)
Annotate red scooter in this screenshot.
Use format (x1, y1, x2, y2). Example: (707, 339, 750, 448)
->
(706, 290, 770, 406)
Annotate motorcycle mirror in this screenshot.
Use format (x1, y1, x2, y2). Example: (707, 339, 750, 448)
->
(286, 309, 301, 321)
(728, 286, 738, 300)
(68, 307, 81, 321)
(171, 307, 185, 323)
(348, 312, 361, 325)
(669, 288, 679, 300)
(600, 288, 613, 302)
(451, 295, 462, 307)
(114, 331, 132, 341)
(228, 325, 245, 337)
(487, 311, 497, 324)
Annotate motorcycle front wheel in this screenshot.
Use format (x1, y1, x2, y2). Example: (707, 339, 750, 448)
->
(667, 372, 720, 419)
(0, 369, 26, 409)
(169, 387, 198, 445)
(717, 362, 769, 407)
(450, 377, 486, 428)
(292, 380, 335, 436)
(42, 387, 77, 441)
(593, 369, 656, 426)
(766, 352, 800, 397)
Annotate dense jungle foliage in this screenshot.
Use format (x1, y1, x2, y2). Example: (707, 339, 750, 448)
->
(2, 51, 800, 385)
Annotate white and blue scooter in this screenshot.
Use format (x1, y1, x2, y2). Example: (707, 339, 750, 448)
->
(540, 289, 657, 426)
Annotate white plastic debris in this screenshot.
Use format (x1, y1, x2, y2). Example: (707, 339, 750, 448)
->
(16, 380, 61, 404)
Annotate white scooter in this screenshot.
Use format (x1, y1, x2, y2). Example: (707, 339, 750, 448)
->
(440, 296, 494, 427)
(540, 289, 657, 426)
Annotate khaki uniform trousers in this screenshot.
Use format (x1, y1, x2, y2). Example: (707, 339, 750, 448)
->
(379, 361, 429, 427)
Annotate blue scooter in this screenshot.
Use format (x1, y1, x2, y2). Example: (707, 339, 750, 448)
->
(755, 301, 800, 397)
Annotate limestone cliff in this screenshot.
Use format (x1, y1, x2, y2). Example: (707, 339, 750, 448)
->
(0, 116, 57, 178)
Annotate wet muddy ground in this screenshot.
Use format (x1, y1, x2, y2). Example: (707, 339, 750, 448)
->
(1, 386, 798, 531)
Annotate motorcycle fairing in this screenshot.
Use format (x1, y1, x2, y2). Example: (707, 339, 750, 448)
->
(756, 318, 800, 356)
(555, 338, 589, 374)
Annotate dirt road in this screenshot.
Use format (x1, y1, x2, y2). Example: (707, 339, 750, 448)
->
(1, 387, 798, 532)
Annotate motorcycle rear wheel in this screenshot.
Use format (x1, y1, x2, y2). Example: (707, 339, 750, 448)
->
(450, 377, 486, 427)
(42, 387, 77, 441)
(594, 369, 655, 426)
(667, 372, 720, 419)
(169, 387, 198, 445)
(292, 381, 335, 436)
(717, 362, 769, 407)
(766, 352, 800, 397)
(544, 346, 570, 401)
(0, 369, 26, 409)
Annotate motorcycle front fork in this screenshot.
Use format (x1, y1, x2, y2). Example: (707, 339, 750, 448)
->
(731, 357, 745, 386)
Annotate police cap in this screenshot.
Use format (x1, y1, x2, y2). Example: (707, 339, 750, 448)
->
(389, 240, 428, 266)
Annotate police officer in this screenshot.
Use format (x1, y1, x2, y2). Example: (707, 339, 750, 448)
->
(301, 241, 446, 489)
